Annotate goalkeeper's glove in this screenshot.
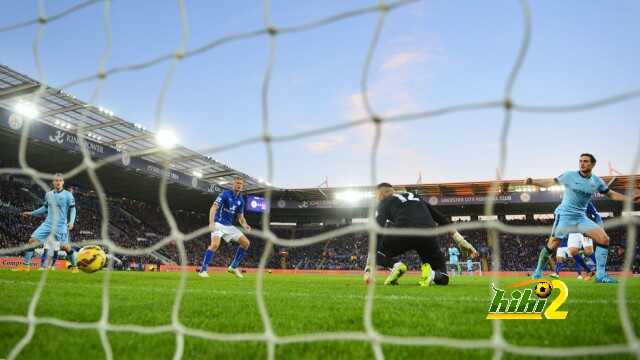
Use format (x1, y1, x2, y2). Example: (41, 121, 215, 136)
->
(452, 231, 478, 259)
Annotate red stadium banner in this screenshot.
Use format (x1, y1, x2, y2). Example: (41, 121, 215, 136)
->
(0, 256, 67, 270)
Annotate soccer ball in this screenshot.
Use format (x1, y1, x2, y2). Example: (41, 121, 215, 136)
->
(534, 279, 553, 299)
(77, 245, 107, 273)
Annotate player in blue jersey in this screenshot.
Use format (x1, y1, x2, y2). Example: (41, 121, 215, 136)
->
(199, 177, 252, 278)
(527, 153, 640, 283)
(448, 246, 461, 275)
(550, 236, 569, 278)
(14, 174, 78, 272)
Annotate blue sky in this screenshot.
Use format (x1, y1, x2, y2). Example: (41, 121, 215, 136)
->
(2, 1, 639, 188)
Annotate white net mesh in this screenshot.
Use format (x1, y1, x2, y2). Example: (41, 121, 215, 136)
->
(1, 0, 640, 359)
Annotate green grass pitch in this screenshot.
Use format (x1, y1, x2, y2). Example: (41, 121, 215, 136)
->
(0, 270, 638, 359)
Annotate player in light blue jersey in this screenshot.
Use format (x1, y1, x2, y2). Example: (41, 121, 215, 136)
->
(550, 201, 601, 279)
(14, 173, 78, 272)
(199, 177, 252, 278)
(528, 154, 640, 283)
(466, 258, 473, 274)
(448, 246, 461, 275)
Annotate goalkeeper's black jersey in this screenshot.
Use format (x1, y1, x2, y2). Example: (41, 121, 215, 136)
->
(376, 192, 450, 228)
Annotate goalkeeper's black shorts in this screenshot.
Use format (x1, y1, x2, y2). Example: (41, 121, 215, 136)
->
(377, 233, 446, 272)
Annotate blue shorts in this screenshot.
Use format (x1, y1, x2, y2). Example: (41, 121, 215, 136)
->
(31, 223, 69, 244)
(551, 213, 600, 240)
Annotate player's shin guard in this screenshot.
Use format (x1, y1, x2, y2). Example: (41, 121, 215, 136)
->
(595, 244, 609, 279)
(230, 247, 246, 269)
(573, 254, 590, 273)
(23, 250, 34, 266)
(201, 249, 215, 272)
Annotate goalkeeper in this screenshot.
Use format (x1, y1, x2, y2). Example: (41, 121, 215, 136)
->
(364, 183, 478, 286)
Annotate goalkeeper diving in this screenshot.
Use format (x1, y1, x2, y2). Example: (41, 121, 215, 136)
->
(364, 183, 478, 286)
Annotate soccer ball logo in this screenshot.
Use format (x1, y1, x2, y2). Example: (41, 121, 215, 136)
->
(77, 245, 107, 273)
(534, 280, 553, 298)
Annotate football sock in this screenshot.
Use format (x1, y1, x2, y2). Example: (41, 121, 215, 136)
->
(40, 251, 48, 268)
(24, 250, 34, 266)
(535, 245, 552, 273)
(588, 253, 597, 267)
(595, 244, 608, 278)
(50, 250, 58, 267)
(201, 249, 215, 272)
(573, 254, 590, 273)
(69, 248, 77, 267)
(230, 247, 246, 269)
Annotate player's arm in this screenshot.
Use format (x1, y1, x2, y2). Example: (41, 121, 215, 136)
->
(375, 198, 391, 227)
(238, 214, 251, 231)
(236, 197, 250, 231)
(524, 177, 558, 188)
(68, 193, 76, 230)
(426, 203, 450, 226)
(23, 196, 47, 218)
(453, 232, 477, 258)
(209, 192, 226, 228)
(596, 176, 640, 202)
(603, 189, 640, 202)
(208, 203, 219, 229)
(427, 203, 478, 258)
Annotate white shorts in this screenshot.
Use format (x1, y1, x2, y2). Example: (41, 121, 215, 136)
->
(44, 239, 61, 251)
(556, 246, 569, 259)
(567, 233, 593, 249)
(211, 223, 243, 243)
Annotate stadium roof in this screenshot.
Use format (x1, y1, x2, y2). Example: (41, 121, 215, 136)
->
(0, 64, 264, 191)
(271, 175, 640, 201)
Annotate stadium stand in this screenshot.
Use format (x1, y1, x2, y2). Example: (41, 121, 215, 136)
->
(2, 174, 638, 273)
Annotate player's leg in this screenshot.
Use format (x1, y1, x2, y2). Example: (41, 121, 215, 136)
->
(227, 232, 250, 279)
(199, 232, 221, 277)
(582, 237, 596, 276)
(18, 239, 40, 270)
(583, 225, 616, 283)
(364, 235, 407, 285)
(533, 236, 560, 278)
(40, 240, 55, 269)
(552, 255, 563, 278)
(551, 245, 567, 278)
(415, 237, 449, 287)
(40, 247, 48, 270)
(567, 234, 592, 279)
(49, 240, 61, 270)
(567, 247, 586, 278)
(49, 250, 59, 270)
(59, 233, 78, 273)
(533, 215, 566, 278)
(16, 223, 50, 271)
(380, 236, 410, 285)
